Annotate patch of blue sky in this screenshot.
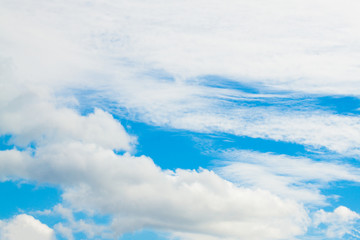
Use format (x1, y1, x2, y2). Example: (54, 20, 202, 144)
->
(0, 181, 62, 219)
(321, 181, 360, 213)
(0, 134, 13, 150)
(125, 120, 213, 170)
(123, 120, 311, 170)
(316, 96, 360, 115)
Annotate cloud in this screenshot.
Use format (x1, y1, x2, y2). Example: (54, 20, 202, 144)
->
(313, 206, 360, 238)
(1, 0, 360, 239)
(3, 0, 360, 94)
(133, 104, 360, 156)
(0, 66, 311, 239)
(215, 150, 360, 205)
(0, 71, 135, 151)
(0, 53, 307, 239)
(0, 214, 55, 240)
(53, 223, 73, 240)
(2, 0, 360, 156)
(0, 144, 309, 240)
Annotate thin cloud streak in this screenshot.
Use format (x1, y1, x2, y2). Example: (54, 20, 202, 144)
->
(215, 150, 360, 205)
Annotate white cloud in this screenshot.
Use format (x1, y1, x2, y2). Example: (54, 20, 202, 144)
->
(313, 206, 360, 238)
(0, 214, 55, 240)
(2, 0, 360, 94)
(2, 0, 360, 156)
(0, 55, 309, 239)
(0, 68, 312, 238)
(148, 106, 360, 156)
(1, 0, 360, 239)
(0, 144, 310, 240)
(215, 150, 360, 205)
(0, 71, 135, 151)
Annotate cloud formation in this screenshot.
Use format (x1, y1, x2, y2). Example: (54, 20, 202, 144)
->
(215, 150, 360, 205)
(0, 67, 310, 239)
(314, 206, 360, 238)
(2, 0, 360, 156)
(0, 144, 309, 239)
(0, 75, 134, 151)
(3, 0, 360, 94)
(0, 214, 55, 240)
(1, 0, 360, 239)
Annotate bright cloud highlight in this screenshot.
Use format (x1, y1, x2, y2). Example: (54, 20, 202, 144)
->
(0, 214, 55, 240)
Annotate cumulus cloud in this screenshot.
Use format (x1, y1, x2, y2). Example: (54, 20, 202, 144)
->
(313, 206, 360, 238)
(0, 144, 309, 240)
(0, 77, 134, 151)
(0, 214, 55, 240)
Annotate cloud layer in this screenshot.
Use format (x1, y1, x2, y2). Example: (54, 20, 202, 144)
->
(1, 0, 360, 239)
(3, 0, 360, 94)
(2, 0, 360, 156)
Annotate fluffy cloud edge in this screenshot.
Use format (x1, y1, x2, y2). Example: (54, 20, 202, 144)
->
(0, 214, 55, 240)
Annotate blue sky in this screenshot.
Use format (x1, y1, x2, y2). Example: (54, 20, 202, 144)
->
(1, 1, 360, 240)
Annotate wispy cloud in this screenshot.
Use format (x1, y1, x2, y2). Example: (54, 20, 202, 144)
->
(215, 150, 360, 205)
(2, 0, 360, 155)
(3, 0, 360, 94)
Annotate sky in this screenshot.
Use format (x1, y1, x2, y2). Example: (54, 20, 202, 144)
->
(1, 0, 360, 239)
